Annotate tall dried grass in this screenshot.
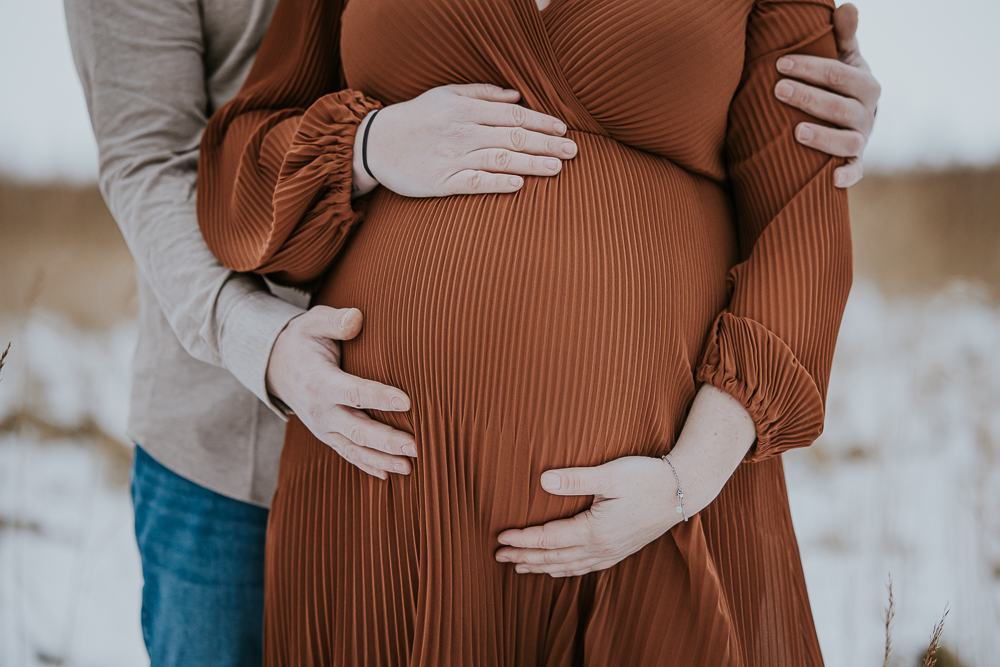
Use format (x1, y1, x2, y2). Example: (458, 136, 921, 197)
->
(919, 607, 951, 667)
(881, 576, 956, 667)
(883, 577, 895, 667)
(0, 342, 9, 380)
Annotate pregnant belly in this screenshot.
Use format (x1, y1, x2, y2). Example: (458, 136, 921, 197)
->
(313, 132, 737, 526)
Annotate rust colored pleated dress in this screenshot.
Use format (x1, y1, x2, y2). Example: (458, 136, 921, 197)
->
(197, 0, 853, 664)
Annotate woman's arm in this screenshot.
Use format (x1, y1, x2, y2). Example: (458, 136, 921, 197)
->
(496, 386, 754, 577)
(497, 0, 853, 576)
(197, 0, 578, 286)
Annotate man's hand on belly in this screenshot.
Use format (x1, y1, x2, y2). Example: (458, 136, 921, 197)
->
(494, 385, 757, 577)
(267, 306, 417, 479)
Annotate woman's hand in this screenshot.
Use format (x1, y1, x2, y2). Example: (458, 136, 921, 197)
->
(266, 306, 416, 479)
(774, 3, 880, 188)
(495, 457, 680, 577)
(352, 83, 578, 198)
(496, 385, 756, 576)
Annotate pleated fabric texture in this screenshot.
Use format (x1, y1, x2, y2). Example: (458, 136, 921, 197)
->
(196, 0, 852, 664)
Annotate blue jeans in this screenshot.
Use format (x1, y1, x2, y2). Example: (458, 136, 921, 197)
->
(130, 445, 269, 667)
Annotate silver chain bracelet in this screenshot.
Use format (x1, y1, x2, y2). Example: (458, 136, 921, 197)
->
(661, 454, 689, 522)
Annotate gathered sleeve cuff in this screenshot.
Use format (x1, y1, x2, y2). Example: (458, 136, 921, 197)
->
(696, 312, 826, 461)
(199, 90, 382, 287)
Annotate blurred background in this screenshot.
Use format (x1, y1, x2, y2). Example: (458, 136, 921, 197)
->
(1, 0, 998, 665)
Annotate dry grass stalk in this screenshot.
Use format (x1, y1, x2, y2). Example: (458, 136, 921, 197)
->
(919, 606, 950, 667)
(882, 576, 895, 667)
(0, 342, 9, 381)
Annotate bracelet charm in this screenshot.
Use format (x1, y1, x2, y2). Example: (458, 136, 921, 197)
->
(661, 454, 689, 522)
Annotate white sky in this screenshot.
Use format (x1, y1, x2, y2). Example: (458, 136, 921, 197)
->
(0, 0, 998, 182)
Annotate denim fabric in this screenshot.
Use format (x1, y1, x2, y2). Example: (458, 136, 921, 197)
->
(131, 445, 269, 667)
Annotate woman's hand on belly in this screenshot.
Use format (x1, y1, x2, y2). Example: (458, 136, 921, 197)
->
(353, 84, 577, 198)
(267, 306, 417, 479)
(494, 386, 757, 577)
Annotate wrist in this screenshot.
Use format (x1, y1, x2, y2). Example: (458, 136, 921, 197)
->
(351, 109, 381, 198)
(661, 385, 757, 516)
(265, 313, 303, 406)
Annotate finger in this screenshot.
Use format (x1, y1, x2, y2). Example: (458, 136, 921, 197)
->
(442, 169, 525, 195)
(327, 432, 412, 475)
(332, 372, 411, 412)
(480, 126, 577, 159)
(468, 99, 568, 136)
(833, 157, 864, 188)
(495, 545, 592, 566)
(447, 83, 522, 104)
(331, 406, 417, 457)
(775, 55, 879, 107)
(547, 565, 602, 578)
(537, 465, 623, 497)
(299, 305, 365, 341)
(497, 512, 593, 549)
(794, 123, 866, 158)
(774, 79, 871, 134)
(466, 148, 564, 178)
(513, 558, 604, 576)
(832, 3, 861, 62)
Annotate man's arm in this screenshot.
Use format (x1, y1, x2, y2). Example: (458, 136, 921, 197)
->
(64, 0, 303, 412)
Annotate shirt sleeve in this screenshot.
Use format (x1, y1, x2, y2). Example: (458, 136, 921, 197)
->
(64, 0, 305, 417)
(196, 0, 382, 287)
(694, 0, 853, 461)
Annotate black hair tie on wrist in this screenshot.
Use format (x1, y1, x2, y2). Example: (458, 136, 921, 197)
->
(361, 108, 381, 182)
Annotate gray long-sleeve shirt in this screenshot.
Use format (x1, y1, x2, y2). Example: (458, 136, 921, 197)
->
(65, 0, 306, 505)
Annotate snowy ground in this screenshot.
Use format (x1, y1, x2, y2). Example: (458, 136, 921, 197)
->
(1, 279, 998, 666)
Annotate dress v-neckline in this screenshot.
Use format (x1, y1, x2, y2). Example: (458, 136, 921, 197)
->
(513, 0, 608, 135)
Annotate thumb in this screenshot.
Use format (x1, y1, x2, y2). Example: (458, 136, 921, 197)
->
(450, 83, 521, 103)
(540, 464, 622, 497)
(833, 4, 861, 61)
(303, 305, 364, 341)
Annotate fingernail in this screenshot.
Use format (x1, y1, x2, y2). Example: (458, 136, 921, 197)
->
(540, 471, 561, 491)
(393, 462, 407, 473)
(776, 57, 794, 73)
(797, 125, 814, 142)
(554, 121, 567, 135)
(509, 176, 523, 188)
(340, 309, 355, 328)
(775, 81, 794, 100)
(545, 158, 560, 171)
(562, 142, 577, 156)
(496, 554, 509, 562)
(403, 444, 417, 457)
(835, 172, 849, 188)
(516, 566, 529, 574)
(390, 396, 408, 411)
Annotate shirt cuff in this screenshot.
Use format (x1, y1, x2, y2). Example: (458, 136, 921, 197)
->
(218, 288, 305, 420)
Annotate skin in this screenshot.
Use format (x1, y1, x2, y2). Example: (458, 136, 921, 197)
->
(266, 6, 881, 562)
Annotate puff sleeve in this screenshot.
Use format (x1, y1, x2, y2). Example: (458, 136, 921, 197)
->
(695, 0, 853, 461)
(197, 0, 382, 286)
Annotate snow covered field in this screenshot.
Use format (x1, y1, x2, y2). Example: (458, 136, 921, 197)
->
(1, 279, 999, 666)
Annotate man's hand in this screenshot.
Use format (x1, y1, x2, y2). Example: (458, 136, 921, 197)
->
(266, 306, 416, 479)
(774, 3, 881, 187)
